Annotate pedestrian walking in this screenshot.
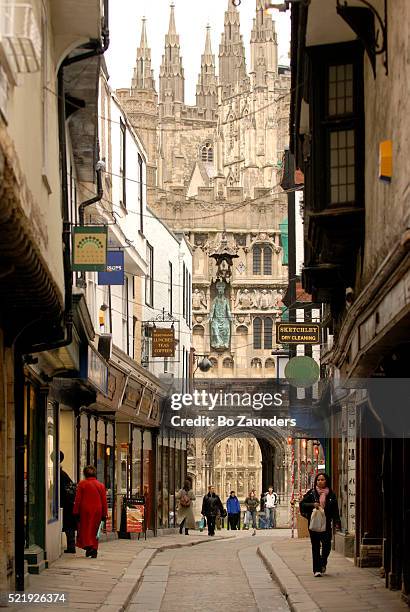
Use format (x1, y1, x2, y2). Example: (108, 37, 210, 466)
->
(300, 473, 341, 577)
(201, 485, 224, 536)
(264, 486, 278, 529)
(60, 452, 77, 553)
(244, 490, 259, 535)
(226, 491, 241, 530)
(73, 465, 108, 559)
(176, 479, 195, 535)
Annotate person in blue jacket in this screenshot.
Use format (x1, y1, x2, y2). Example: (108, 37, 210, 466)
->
(226, 491, 241, 530)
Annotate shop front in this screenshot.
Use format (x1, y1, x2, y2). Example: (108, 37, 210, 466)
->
(156, 428, 187, 530)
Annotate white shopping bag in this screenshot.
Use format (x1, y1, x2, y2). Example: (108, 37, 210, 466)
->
(309, 507, 326, 532)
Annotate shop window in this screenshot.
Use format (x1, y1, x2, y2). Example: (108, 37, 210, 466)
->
(143, 430, 153, 529)
(47, 401, 58, 521)
(79, 413, 89, 480)
(132, 427, 142, 497)
(96, 420, 106, 484)
(253, 245, 272, 275)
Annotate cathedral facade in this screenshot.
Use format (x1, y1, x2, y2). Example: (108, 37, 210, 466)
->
(117, 1, 291, 506)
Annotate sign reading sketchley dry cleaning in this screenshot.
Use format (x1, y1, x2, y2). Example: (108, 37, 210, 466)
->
(152, 327, 175, 357)
(276, 323, 320, 345)
(72, 226, 108, 271)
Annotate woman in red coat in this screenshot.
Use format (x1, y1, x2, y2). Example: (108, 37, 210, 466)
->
(73, 465, 107, 558)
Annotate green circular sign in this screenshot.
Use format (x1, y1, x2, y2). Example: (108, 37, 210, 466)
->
(285, 356, 320, 388)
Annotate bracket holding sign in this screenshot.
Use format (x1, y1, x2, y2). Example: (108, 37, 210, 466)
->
(276, 322, 320, 345)
(142, 309, 180, 363)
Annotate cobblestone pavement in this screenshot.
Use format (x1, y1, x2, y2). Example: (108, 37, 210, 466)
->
(11, 532, 234, 612)
(9, 530, 408, 612)
(259, 536, 408, 612)
(128, 530, 289, 612)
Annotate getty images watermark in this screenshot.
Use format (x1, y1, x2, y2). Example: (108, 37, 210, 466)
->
(168, 389, 296, 428)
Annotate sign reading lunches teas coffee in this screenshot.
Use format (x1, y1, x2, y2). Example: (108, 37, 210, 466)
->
(152, 328, 175, 357)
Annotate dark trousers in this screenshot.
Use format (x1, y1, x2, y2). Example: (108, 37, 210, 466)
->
(309, 529, 332, 573)
(179, 518, 188, 534)
(206, 515, 216, 535)
(228, 513, 240, 530)
(64, 527, 76, 550)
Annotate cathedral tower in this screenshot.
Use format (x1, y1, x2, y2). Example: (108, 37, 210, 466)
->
(218, 0, 249, 99)
(196, 25, 218, 117)
(250, 0, 278, 89)
(159, 4, 185, 117)
(116, 17, 158, 187)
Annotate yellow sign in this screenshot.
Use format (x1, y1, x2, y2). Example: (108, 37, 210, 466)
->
(72, 226, 108, 271)
(379, 140, 392, 182)
(276, 323, 320, 345)
(152, 328, 175, 358)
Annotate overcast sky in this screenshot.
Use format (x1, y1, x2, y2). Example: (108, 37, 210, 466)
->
(106, 0, 291, 104)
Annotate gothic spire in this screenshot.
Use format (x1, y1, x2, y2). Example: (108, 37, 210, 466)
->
(159, 4, 185, 108)
(250, 0, 278, 87)
(219, 0, 249, 97)
(131, 17, 155, 91)
(196, 25, 217, 114)
(140, 16, 148, 49)
(168, 3, 177, 37)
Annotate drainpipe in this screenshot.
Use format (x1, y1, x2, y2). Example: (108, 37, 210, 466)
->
(79, 160, 105, 226)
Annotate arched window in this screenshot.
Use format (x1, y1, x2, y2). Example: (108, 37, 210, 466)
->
(253, 317, 262, 349)
(264, 317, 273, 349)
(253, 245, 261, 274)
(253, 317, 273, 349)
(263, 246, 272, 275)
(200, 141, 213, 162)
(253, 244, 272, 275)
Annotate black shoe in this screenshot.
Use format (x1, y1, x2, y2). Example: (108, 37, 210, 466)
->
(90, 549, 98, 558)
(85, 548, 92, 557)
(64, 548, 76, 554)
(185, 529, 189, 535)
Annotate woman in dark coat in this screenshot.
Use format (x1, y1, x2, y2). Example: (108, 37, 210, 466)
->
(60, 451, 77, 553)
(73, 465, 108, 558)
(300, 473, 341, 577)
(201, 485, 224, 536)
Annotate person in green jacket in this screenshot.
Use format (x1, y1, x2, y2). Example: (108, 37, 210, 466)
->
(244, 491, 259, 535)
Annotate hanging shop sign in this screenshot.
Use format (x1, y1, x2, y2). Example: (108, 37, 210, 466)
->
(276, 323, 320, 345)
(152, 327, 175, 357)
(98, 250, 125, 285)
(87, 345, 108, 395)
(72, 226, 108, 271)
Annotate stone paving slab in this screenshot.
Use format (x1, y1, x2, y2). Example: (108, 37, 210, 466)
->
(259, 537, 408, 612)
(10, 532, 232, 612)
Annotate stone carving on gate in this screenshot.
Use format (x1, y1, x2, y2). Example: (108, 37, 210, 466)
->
(193, 287, 208, 310)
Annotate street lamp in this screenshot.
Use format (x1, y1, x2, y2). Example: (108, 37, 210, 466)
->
(193, 354, 213, 376)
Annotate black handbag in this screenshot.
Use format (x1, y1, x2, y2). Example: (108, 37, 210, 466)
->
(221, 508, 227, 518)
